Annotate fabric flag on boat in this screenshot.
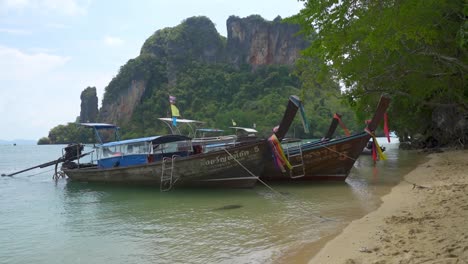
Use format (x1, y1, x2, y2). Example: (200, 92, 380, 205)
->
(171, 104, 180, 117)
(170, 105, 180, 126)
(169, 95, 176, 104)
(169, 95, 180, 126)
(232, 119, 237, 126)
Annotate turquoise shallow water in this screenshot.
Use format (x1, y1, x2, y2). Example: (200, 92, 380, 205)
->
(0, 140, 420, 264)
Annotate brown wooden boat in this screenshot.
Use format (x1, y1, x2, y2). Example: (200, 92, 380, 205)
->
(61, 95, 305, 190)
(262, 95, 391, 181)
(62, 135, 266, 190)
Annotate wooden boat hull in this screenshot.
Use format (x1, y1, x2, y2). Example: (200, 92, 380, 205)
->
(262, 132, 370, 181)
(63, 142, 265, 189)
(262, 95, 391, 182)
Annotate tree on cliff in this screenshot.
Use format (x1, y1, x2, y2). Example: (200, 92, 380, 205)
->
(291, 0, 467, 147)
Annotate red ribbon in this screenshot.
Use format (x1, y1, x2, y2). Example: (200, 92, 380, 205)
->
(384, 112, 390, 143)
(372, 141, 377, 164)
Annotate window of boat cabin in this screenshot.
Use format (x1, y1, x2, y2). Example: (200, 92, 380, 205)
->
(97, 142, 151, 158)
(152, 140, 193, 155)
(98, 146, 121, 158)
(123, 142, 150, 154)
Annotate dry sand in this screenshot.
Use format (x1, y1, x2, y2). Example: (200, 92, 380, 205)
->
(310, 149, 468, 264)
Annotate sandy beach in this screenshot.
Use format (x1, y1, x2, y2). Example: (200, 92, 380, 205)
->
(310, 149, 468, 264)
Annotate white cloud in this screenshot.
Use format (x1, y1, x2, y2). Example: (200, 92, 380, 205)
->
(104, 35, 124, 47)
(0, 68, 111, 140)
(0, 45, 70, 81)
(0, 28, 31, 35)
(1, 0, 89, 16)
(2, 0, 29, 9)
(45, 22, 67, 29)
(41, 0, 88, 16)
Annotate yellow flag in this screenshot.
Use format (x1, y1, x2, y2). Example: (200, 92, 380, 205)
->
(171, 105, 180, 117)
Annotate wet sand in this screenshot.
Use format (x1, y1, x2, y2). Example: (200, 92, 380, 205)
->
(310, 149, 468, 263)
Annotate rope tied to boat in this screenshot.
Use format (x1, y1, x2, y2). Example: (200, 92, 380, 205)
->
(222, 148, 287, 195)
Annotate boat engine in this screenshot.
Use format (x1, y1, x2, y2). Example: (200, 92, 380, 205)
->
(63, 143, 83, 161)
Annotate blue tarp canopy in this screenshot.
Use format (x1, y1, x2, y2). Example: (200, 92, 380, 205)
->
(100, 135, 192, 147)
(196, 128, 224, 132)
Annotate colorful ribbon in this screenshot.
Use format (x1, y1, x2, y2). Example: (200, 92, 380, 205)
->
(268, 134, 292, 172)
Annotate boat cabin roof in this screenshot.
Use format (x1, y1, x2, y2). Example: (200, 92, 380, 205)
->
(79, 123, 119, 129)
(157, 118, 205, 124)
(229, 127, 258, 133)
(100, 135, 191, 147)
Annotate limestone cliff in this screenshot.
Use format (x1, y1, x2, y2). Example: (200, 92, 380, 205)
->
(98, 80, 147, 125)
(79, 87, 98, 123)
(226, 15, 308, 67)
(97, 15, 308, 126)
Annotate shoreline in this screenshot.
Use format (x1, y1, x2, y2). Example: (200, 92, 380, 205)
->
(308, 149, 468, 263)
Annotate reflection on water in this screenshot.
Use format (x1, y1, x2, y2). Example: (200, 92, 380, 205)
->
(0, 141, 423, 264)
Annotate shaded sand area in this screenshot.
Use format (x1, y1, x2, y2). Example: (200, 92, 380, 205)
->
(310, 149, 468, 264)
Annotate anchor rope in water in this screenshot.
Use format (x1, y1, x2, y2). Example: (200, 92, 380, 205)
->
(222, 148, 334, 222)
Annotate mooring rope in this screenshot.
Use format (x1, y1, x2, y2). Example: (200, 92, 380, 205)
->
(223, 148, 334, 222)
(25, 168, 56, 178)
(222, 148, 280, 194)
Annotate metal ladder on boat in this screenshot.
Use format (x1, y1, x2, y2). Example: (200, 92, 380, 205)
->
(160, 156, 178, 191)
(284, 140, 305, 179)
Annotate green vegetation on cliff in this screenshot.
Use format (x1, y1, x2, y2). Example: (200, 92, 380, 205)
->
(43, 16, 359, 144)
(110, 60, 358, 140)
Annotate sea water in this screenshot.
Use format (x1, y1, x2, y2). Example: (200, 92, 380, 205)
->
(0, 139, 420, 264)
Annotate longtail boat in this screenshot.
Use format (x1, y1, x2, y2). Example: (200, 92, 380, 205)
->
(62, 133, 265, 190)
(60, 95, 305, 190)
(263, 95, 391, 181)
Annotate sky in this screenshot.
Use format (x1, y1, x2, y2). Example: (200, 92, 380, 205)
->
(0, 0, 305, 141)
